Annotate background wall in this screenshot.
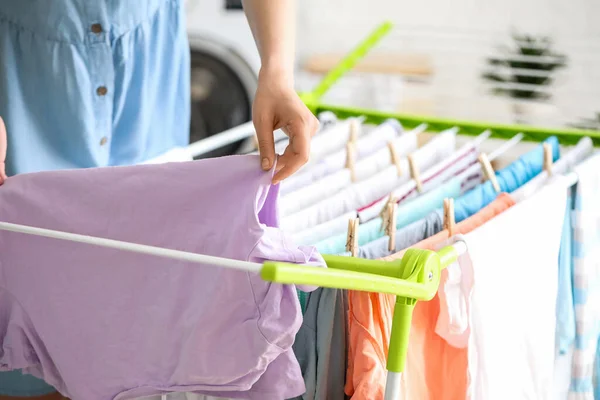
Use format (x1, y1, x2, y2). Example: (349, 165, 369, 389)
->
(294, 0, 600, 129)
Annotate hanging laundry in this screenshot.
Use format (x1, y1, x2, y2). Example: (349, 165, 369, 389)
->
(345, 193, 516, 400)
(314, 179, 458, 255)
(509, 137, 593, 400)
(453, 136, 560, 223)
(338, 211, 444, 259)
(280, 123, 418, 216)
(510, 137, 592, 353)
(291, 288, 348, 400)
(293, 210, 358, 247)
(568, 152, 600, 399)
(0, 155, 324, 400)
(463, 178, 567, 399)
(281, 129, 457, 233)
(280, 119, 405, 197)
(512, 137, 593, 202)
(357, 130, 488, 223)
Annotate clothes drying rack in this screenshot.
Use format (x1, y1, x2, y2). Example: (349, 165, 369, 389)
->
(2, 22, 600, 400)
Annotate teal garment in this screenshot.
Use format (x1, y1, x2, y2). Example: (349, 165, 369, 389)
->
(291, 288, 348, 400)
(0, 372, 56, 397)
(394, 177, 462, 230)
(556, 193, 575, 354)
(297, 290, 308, 315)
(454, 136, 560, 223)
(314, 177, 462, 255)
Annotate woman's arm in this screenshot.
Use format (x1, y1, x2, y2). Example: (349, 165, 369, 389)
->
(243, 0, 318, 184)
(242, 0, 295, 78)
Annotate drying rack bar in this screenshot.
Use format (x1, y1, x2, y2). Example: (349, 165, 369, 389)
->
(0, 221, 461, 299)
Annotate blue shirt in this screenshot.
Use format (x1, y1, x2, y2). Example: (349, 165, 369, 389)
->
(454, 137, 560, 222)
(0, 0, 189, 394)
(0, 0, 190, 175)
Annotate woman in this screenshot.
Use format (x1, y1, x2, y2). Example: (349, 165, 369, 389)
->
(0, 0, 317, 397)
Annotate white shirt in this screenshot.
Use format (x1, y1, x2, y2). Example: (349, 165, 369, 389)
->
(292, 210, 358, 246)
(281, 130, 457, 232)
(279, 125, 422, 216)
(279, 119, 404, 195)
(463, 179, 567, 399)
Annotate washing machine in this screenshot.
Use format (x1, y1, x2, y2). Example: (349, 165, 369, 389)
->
(185, 0, 260, 158)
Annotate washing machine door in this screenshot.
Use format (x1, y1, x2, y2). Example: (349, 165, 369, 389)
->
(189, 47, 255, 158)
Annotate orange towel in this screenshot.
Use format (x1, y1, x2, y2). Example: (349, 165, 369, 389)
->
(345, 193, 516, 400)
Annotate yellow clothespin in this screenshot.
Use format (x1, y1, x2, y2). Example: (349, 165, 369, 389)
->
(346, 217, 359, 257)
(349, 119, 359, 143)
(478, 153, 500, 193)
(388, 141, 402, 176)
(543, 143, 553, 175)
(384, 201, 398, 252)
(407, 154, 423, 193)
(443, 198, 455, 237)
(345, 142, 357, 182)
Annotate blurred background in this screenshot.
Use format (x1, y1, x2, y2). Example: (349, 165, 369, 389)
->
(184, 0, 600, 151)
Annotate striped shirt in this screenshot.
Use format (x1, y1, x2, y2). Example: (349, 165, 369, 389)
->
(569, 152, 600, 399)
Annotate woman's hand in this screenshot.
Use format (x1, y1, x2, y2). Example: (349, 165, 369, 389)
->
(253, 67, 318, 184)
(0, 117, 6, 185)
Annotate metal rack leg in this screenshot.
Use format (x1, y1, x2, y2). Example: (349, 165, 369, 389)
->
(384, 371, 402, 400)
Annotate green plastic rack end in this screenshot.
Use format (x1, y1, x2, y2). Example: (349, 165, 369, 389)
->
(262, 245, 459, 373)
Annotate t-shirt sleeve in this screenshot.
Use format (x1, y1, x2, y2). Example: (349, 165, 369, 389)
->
(433, 235, 474, 348)
(249, 226, 326, 293)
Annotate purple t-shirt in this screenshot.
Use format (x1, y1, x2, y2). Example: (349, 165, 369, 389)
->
(0, 155, 324, 400)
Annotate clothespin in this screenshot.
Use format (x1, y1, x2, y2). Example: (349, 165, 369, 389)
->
(345, 142, 357, 182)
(443, 198, 455, 237)
(379, 194, 397, 219)
(543, 143, 553, 175)
(387, 141, 402, 176)
(384, 201, 398, 252)
(407, 154, 423, 193)
(478, 153, 500, 193)
(346, 217, 359, 257)
(252, 135, 259, 150)
(349, 119, 359, 143)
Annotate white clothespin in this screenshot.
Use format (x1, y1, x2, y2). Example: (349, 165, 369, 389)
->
(346, 217, 359, 257)
(407, 153, 423, 193)
(543, 143, 553, 175)
(384, 201, 398, 252)
(478, 153, 500, 193)
(443, 198, 455, 237)
(346, 142, 357, 182)
(388, 141, 403, 176)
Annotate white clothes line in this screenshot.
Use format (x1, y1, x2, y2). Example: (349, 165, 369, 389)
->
(0, 221, 263, 274)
